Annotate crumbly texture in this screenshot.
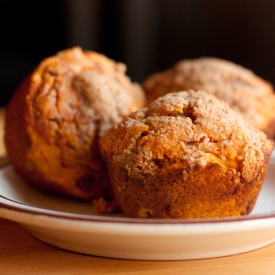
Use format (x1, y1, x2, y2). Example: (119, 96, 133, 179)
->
(5, 47, 146, 199)
(93, 197, 121, 214)
(100, 91, 274, 218)
(143, 57, 275, 138)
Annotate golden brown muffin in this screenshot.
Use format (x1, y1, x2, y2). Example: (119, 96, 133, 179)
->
(5, 47, 146, 200)
(143, 57, 275, 138)
(100, 90, 274, 219)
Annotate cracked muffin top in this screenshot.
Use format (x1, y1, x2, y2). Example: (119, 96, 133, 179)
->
(4, 47, 146, 199)
(101, 90, 273, 184)
(143, 57, 275, 138)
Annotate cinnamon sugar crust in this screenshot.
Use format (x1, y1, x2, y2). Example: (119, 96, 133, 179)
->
(5, 47, 146, 199)
(100, 91, 274, 218)
(143, 57, 275, 138)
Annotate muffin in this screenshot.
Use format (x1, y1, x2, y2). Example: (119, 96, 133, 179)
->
(143, 57, 275, 138)
(100, 90, 274, 218)
(5, 47, 146, 200)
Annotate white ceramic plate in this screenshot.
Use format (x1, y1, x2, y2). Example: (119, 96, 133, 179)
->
(1, 153, 275, 261)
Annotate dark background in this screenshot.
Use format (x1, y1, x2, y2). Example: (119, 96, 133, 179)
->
(1, 0, 275, 106)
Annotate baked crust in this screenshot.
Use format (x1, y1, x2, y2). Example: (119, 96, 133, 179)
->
(143, 57, 275, 138)
(100, 91, 274, 218)
(5, 47, 146, 199)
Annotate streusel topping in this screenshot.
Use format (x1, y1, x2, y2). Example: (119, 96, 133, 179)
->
(101, 90, 273, 183)
(143, 57, 275, 137)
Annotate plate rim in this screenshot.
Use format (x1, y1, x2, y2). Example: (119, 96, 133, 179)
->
(1, 164, 275, 226)
(1, 165, 275, 260)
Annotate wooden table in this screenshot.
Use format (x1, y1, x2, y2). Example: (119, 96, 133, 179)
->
(1, 108, 275, 274)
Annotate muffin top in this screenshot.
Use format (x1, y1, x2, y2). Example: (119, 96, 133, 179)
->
(31, 46, 145, 137)
(24, 47, 145, 167)
(143, 57, 275, 137)
(100, 90, 274, 183)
